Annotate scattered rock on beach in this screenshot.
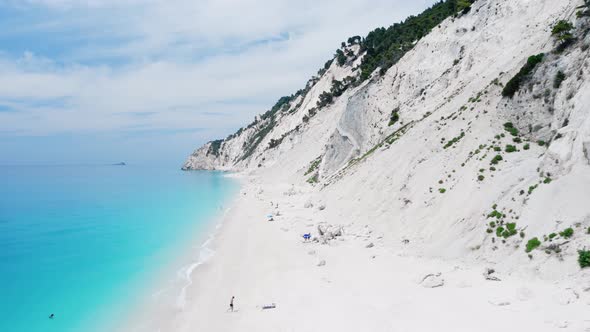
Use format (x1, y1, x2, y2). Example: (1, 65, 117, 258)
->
(556, 321, 569, 329)
(318, 204, 326, 211)
(557, 288, 579, 305)
(483, 268, 501, 281)
(304, 200, 313, 208)
(316, 224, 343, 244)
(365, 242, 374, 248)
(283, 186, 297, 196)
(317, 260, 326, 267)
(420, 273, 444, 288)
(317, 225, 325, 236)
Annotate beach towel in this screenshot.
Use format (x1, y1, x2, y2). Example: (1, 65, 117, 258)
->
(262, 303, 276, 310)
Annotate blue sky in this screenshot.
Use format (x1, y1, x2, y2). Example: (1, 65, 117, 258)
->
(0, 0, 435, 166)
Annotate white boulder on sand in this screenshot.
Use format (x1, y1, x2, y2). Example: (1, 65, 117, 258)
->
(134, 0, 590, 331)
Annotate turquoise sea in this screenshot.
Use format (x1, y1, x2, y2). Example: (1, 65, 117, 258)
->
(0, 164, 237, 332)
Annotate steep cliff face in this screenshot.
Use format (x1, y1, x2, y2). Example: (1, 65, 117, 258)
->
(184, 0, 587, 176)
(182, 44, 363, 171)
(184, 0, 590, 270)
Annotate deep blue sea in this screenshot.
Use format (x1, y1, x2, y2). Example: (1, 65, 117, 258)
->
(0, 164, 237, 332)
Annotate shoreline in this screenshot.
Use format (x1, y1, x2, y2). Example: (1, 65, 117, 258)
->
(174, 173, 245, 311)
(122, 172, 243, 332)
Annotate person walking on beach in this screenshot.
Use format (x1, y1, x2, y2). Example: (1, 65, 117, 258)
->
(229, 296, 235, 312)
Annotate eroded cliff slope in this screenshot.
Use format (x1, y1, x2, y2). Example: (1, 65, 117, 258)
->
(184, 0, 590, 272)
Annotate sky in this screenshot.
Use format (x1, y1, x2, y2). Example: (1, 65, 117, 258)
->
(0, 0, 436, 166)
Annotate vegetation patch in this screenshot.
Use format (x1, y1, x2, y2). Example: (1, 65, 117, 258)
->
(579, 250, 590, 268)
(268, 127, 299, 150)
(469, 91, 483, 103)
(488, 210, 502, 219)
(385, 122, 413, 145)
(335, 49, 347, 66)
(231, 85, 316, 161)
(525, 237, 542, 253)
(206, 139, 224, 157)
(501, 223, 518, 238)
(443, 131, 465, 149)
(578, 1, 590, 18)
(486, 206, 520, 239)
(502, 54, 545, 98)
(490, 154, 503, 165)
(307, 174, 319, 184)
(551, 20, 575, 49)
(305, 157, 322, 176)
(357, 0, 475, 81)
(239, 118, 277, 161)
(528, 184, 538, 195)
(553, 71, 566, 89)
(505, 145, 517, 153)
(503, 122, 519, 136)
(388, 108, 400, 126)
(559, 227, 574, 238)
(316, 78, 354, 109)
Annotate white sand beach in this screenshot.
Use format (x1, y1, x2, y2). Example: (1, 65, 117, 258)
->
(132, 173, 589, 332)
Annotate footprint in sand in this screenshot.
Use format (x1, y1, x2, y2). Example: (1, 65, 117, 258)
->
(456, 280, 472, 288)
(554, 320, 568, 329)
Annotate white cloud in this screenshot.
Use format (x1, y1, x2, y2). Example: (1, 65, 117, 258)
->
(0, 0, 437, 140)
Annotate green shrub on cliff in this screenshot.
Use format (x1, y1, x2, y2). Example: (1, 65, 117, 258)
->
(490, 154, 503, 165)
(502, 54, 544, 98)
(388, 108, 400, 126)
(554, 71, 566, 89)
(525, 237, 541, 252)
(505, 145, 517, 153)
(336, 49, 347, 66)
(552, 20, 574, 44)
(358, 0, 474, 81)
(579, 250, 590, 268)
(559, 227, 574, 238)
(206, 139, 223, 157)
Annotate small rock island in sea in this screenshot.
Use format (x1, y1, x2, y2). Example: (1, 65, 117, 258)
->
(112, 162, 126, 166)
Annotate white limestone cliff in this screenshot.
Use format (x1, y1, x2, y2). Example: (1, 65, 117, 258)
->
(183, 0, 590, 274)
